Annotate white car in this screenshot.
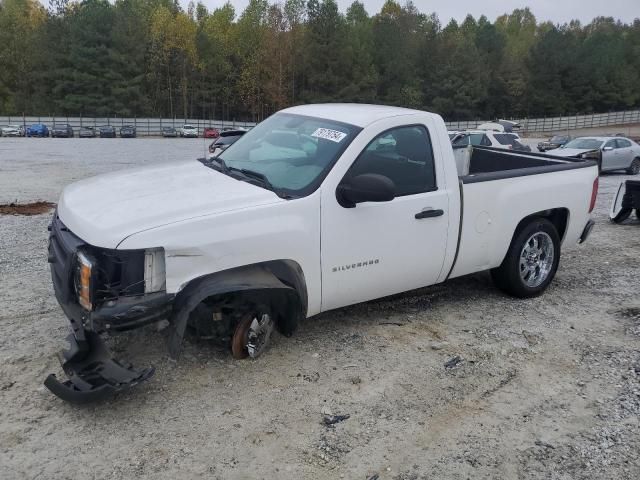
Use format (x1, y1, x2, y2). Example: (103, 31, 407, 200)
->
(45, 103, 598, 403)
(452, 130, 530, 151)
(549, 136, 640, 174)
(179, 125, 198, 137)
(1, 124, 25, 137)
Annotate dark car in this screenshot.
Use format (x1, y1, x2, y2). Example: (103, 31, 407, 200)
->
(208, 129, 247, 157)
(203, 127, 220, 139)
(79, 126, 96, 138)
(51, 124, 74, 138)
(162, 126, 177, 137)
(26, 123, 49, 137)
(120, 125, 137, 138)
(538, 135, 572, 152)
(99, 125, 116, 138)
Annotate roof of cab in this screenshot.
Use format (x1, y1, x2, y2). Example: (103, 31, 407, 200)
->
(280, 103, 432, 128)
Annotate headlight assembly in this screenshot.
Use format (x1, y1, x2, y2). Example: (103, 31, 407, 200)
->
(144, 248, 166, 294)
(75, 251, 94, 310)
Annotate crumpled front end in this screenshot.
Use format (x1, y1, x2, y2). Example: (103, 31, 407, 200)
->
(45, 212, 172, 403)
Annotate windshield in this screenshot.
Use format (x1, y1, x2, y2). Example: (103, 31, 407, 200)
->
(550, 136, 568, 143)
(218, 113, 361, 196)
(562, 138, 603, 150)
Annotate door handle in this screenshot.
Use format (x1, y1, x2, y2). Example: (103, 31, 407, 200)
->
(415, 209, 444, 219)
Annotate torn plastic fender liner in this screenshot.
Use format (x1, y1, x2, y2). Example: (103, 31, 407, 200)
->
(44, 330, 155, 404)
(168, 265, 303, 359)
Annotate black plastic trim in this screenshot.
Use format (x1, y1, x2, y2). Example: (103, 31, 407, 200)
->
(444, 178, 465, 281)
(579, 219, 595, 244)
(460, 146, 597, 184)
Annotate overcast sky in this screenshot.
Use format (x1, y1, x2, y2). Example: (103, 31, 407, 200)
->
(195, 0, 639, 24)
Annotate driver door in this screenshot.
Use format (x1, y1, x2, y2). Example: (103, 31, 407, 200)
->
(615, 139, 633, 169)
(602, 139, 618, 170)
(320, 124, 449, 311)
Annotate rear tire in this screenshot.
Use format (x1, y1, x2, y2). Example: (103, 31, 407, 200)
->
(491, 218, 561, 298)
(626, 158, 640, 175)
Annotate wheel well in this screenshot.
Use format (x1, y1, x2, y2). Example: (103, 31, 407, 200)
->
(514, 208, 569, 242)
(170, 261, 307, 352)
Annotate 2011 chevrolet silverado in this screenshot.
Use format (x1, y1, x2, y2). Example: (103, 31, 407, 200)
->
(45, 104, 599, 403)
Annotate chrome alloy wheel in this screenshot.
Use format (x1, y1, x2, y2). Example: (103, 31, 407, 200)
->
(519, 232, 555, 288)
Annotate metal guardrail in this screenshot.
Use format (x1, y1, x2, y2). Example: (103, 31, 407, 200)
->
(0, 116, 257, 136)
(445, 110, 640, 135)
(1, 110, 639, 136)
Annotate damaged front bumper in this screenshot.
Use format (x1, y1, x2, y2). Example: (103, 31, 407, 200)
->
(44, 326, 155, 404)
(44, 294, 171, 403)
(46, 212, 172, 403)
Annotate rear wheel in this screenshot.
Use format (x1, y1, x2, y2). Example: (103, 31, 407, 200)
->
(626, 158, 640, 175)
(491, 218, 560, 298)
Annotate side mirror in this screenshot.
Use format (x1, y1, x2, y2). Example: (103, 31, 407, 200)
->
(603, 146, 614, 152)
(336, 173, 395, 208)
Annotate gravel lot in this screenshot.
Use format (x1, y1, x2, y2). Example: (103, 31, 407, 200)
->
(1, 137, 639, 480)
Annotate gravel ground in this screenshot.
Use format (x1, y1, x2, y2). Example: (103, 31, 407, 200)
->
(1, 137, 639, 480)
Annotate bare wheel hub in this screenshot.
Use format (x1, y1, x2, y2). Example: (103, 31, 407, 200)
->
(231, 312, 274, 359)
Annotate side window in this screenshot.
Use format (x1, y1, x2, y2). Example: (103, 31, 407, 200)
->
(347, 125, 436, 196)
(494, 134, 513, 145)
(616, 139, 631, 148)
(481, 135, 492, 146)
(604, 140, 617, 149)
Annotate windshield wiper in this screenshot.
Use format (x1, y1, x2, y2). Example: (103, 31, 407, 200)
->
(237, 168, 273, 188)
(199, 156, 230, 174)
(212, 157, 230, 173)
(201, 158, 293, 199)
(236, 168, 293, 199)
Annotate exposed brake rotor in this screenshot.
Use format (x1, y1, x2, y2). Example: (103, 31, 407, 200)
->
(231, 312, 274, 359)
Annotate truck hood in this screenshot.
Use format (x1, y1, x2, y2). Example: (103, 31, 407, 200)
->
(57, 160, 282, 249)
(547, 148, 595, 157)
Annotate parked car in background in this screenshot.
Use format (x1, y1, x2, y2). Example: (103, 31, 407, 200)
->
(550, 136, 640, 174)
(1, 124, 25, 137)
(26, 124, 49, 137)
(98, 125, 116, 138)
(203, 127, 219, 139)
(162, 126, 177, 137)
(51, 124, 74, 138)
(447, 130, 463, 141)
(476, 120, 522, 134)
(120, 125, 137, 138)
(452, 130, 530, 151)
(179, 125, 198, 137)
(79, 127, 96, 138)
(538, 135, 572, 152)
(208, 129, 247, 157)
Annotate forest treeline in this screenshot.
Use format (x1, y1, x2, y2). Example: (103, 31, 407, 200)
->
(1, 0, 639, 121)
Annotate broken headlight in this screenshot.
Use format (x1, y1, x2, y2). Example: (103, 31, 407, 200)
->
(74, 251, 94, 310)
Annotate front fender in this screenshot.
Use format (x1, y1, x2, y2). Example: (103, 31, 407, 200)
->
(167, 265, 303, 358)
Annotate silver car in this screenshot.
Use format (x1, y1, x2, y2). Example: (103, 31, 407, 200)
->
(1, 124, 25, 137)
(550, 136, 640, 174)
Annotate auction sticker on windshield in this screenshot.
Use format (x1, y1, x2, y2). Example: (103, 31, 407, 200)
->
(311, 128, 347, 143)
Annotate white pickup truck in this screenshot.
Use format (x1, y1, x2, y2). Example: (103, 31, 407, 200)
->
(45, 104, 598, 403)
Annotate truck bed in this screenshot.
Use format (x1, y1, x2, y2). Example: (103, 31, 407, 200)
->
(448, 145, 598, 280)
(453, 146, 595, 182)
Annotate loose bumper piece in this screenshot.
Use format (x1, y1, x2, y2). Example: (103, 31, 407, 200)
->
(44, 330, 154, 404)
